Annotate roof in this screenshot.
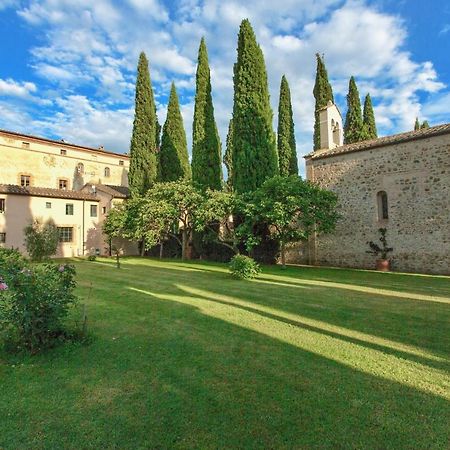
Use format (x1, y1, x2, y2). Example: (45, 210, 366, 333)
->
(0, 128, 129, 160)
(305, 122, 450, 160)
(0, 184, 99, 201)
(89, 184, 130, 199)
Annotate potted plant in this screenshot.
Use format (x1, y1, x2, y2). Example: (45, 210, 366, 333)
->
(367, 227, 393, 271)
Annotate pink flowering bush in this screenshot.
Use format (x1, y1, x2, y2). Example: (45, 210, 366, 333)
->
(0, 248, 77, 353)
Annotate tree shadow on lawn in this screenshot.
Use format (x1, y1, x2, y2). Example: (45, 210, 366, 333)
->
(115, 257, 450, 297)
(2, 285, 448, 449)
(166, 284, 449, 372)
(75, 259, 450, 363)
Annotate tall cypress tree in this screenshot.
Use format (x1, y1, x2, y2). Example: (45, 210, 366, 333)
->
(159, 83, 191, 182)
(362, 93, 377, 140)
(224, 118, 234, 190)
(414, 117, 420, 130)
(191, 38, 222, 190)
(313, 53, 334, 150)
(277, 75, 298, 176)
(344, 76, 364, 144)
(231, 19, 278, 193)
(129, 52, 160, 196)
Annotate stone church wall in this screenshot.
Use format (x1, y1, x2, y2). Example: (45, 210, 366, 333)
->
(296, 133, 450, 275)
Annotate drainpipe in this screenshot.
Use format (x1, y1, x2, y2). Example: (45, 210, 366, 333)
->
(82, 198, 85, 256)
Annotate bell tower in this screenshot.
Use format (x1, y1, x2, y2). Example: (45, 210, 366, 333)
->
(318, 101, 343, 150)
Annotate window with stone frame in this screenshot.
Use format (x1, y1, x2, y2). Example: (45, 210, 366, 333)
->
(65, 203, 74, 215)
(58, 179, 69, 190)
(0, 198, 5, 213)
(58, 227, 73, 243)
(20, 175, 31, 187)
(0, 232, 5, 243)
(104, 167, 110, 177)
(377, 191, 389, 221)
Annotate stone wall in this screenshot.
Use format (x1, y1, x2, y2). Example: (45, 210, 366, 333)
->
(297, 132, 450, 275)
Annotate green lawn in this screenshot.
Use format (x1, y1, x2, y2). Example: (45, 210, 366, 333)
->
(1, 258, 449, 449)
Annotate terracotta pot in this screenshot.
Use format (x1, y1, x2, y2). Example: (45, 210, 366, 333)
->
(376, 259, 390, 271)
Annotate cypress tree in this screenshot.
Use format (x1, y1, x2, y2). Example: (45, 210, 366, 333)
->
(344, 76, 364, 144)
(159, 83, 191, 182)
(362, 93, 377, 140)
(129, 52, 160, 196)
(313, 53, 334, 150)
(231, 19, 278, 193)
(421, 120, 430, 129)
(191, 38, 222, 190)
(414, 117, 420, 131)
(224, 118, 234, 190)
(277, 75, 298, 176)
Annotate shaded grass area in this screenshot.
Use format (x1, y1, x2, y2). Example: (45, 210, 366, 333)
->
(1, 257, 449, 449)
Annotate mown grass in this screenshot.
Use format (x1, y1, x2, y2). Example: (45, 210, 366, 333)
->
(1, 257, 449, 449)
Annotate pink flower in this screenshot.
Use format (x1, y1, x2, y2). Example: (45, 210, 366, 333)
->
(0, 282, 8, 291)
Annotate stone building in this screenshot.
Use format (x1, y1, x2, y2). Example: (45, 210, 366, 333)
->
(292, 103, 450, 275)
(0, 129, 135, 257)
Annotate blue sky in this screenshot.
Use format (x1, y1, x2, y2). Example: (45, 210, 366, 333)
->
(0, 0, 449, 171)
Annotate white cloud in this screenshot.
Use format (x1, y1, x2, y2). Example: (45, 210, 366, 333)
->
(0, 79, 37, 97)
(34, 95, 133, 153)
(3, 0, 447, 178)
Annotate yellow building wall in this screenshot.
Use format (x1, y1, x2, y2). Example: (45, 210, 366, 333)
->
(0, 194, 102, 258)
(0, 132, 129, 190)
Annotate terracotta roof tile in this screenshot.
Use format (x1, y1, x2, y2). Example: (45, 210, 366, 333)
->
(306, 122, 450, 160)
(0, 184, 99, 201)
(0, 128, 129, 159)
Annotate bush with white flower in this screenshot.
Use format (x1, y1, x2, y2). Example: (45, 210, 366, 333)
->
(0, 248, 78, 353)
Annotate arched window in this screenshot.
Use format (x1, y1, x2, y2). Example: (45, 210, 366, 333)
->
(104, 167, 110, 177)
(76, 162, 84, 174)
(333, 122, 340, 146)
(377, 191, 389, 220)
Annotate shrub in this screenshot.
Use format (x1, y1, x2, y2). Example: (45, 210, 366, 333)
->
(229, 254, 260, 280)
(24, 218, 59, 261)
(87, 255, 96, 261)
(0, 253, 78, 353)
(0, 248, 26, 273)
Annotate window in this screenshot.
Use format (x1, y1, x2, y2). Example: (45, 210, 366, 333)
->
(58, 227, 73, 243)
(90, 204, 98, 217)
(119, 160, 124, 166)
(20, 175, 31, 187)
(104, 167, 110, 177)
(58, 179, 68, 190)
(76, 162, 84, 174)
(66, 203, 74, 215)
(0, 199, 4, 213)
(0, 233, 5, 244)
(377, 191, 389, 221)
(22, 141, 30, 149)
(60, 149, 67, 156)
(102, 206, 107, 215)
(46, 202, 52, 209)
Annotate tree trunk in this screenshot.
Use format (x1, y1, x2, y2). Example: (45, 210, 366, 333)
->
(181, 229, 188, 260)
(140, 239, 145, 257)
(281, 240, 286, 269)
(159, 242, 164, 259)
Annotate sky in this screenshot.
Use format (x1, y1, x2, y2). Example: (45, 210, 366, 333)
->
(0, 0, 449, 174)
